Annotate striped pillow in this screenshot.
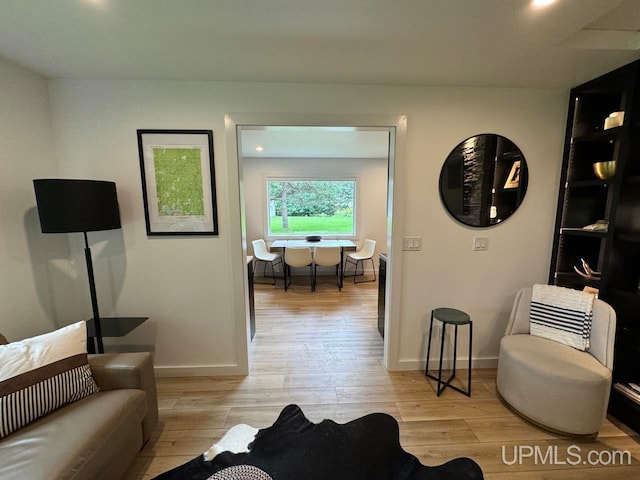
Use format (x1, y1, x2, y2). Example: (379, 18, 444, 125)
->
(0, 321, 99, 438)
(529, 284, 594, 351)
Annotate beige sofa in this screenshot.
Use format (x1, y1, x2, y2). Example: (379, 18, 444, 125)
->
(0, 333, 158, 480)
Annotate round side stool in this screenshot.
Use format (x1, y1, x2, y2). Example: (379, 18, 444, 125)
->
(425, 307, 472, 397)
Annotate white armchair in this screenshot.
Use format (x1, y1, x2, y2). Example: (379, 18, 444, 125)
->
(496, 286, 616, 436)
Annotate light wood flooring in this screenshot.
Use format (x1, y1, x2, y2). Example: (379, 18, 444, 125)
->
(127, 277, 640, 479)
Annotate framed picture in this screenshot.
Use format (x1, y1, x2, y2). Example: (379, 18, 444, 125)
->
(137, 129, 218, 235)
(503, 160, 521, 189)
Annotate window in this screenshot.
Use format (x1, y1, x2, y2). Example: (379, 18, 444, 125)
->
(267, 179, 356, 237)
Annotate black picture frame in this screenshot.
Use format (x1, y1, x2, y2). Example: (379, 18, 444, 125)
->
(137, 129, 218, 236)
(503, 160, 521, 189)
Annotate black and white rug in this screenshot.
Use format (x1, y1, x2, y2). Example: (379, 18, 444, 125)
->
(152, 404, 484, 480)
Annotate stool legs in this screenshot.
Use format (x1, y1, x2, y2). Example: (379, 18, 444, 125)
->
(425, 311, 435, 378)
(467, 322, 472, 396)
(425, 312, 472, 397)
(436, 323, 446, 396)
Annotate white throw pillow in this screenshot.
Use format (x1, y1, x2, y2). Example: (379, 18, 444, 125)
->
(0, 321, 99, 438)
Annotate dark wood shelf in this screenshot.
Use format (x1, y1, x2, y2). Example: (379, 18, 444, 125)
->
(613, 383, 640, 406)
(616, 233, 640, 243)
(567, 179, 609, 188)
(550, 59, 640, 434)
(572, 128, 621, 143)
(625, 175, 640, 184)
(608, 288, 640, 299)
(554, 272, 601, 288)
(559, 228, 607, 238)
(609, 388, 640, 434)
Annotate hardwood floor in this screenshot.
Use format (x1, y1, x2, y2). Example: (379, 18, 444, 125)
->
(126, 277, 640, 479)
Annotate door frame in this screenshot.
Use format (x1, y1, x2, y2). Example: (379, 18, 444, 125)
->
(224, 113, 407, 373)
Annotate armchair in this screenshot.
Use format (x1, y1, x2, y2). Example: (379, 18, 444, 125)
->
(496, 286, 616, 436)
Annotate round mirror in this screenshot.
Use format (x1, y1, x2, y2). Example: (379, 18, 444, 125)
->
(439, 134, 528, 227)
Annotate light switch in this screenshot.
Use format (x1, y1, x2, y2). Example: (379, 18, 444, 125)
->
(473, 236, 488, 251)
(402, 236, 422, 251)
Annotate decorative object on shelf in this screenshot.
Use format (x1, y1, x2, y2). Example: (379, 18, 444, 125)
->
(573, 266, 597, 280)
(33, 179, 121, 354)
(574, 257, 601, 280)
(305, 235, 322, 242)
(613, 383, 640, 403)
(581, 257, 601, 276)
(604, 111, 624, 130)
(593, 160, 616, 180)
(439, 133, 528, 227)
(582, 220, 608, 232)
(137, 129, 218, 236)
(503, 160, 521, 189)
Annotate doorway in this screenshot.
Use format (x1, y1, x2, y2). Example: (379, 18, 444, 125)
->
(224, 113, 407, 373)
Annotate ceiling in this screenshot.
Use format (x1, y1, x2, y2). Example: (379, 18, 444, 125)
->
(0, 0, 639, 89)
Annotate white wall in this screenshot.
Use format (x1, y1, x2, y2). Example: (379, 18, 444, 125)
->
(243, 156, 388, 272)
(37, 79, 567, 373)
(0, 57, 83, 341)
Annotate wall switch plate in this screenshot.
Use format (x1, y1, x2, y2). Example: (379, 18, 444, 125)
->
(402, 236, 422, 251)
(473, 236, 489, 251)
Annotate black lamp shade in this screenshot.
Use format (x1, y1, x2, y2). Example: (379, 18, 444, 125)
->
(33, 179, 121, 233)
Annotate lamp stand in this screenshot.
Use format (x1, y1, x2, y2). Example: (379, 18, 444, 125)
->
(84, 232, 104, 354)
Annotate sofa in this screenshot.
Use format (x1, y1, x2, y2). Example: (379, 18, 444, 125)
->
(0, 331, 158, 480)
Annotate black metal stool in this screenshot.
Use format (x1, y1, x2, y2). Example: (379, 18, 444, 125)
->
(425, 307, 472, 397)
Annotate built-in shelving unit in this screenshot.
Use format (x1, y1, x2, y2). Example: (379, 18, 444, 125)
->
(549, 59, 640, 433)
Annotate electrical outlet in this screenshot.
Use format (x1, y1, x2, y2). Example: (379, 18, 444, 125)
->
(402, 236, 422, 251)
(473, 236, 488, 251)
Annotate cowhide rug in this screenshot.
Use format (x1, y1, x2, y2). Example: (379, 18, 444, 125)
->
(153, 404, 484, 480)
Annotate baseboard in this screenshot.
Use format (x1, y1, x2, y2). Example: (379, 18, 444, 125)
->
(154, 364, 247, 377)
(394, 356, 498, 371)
(154, 358, 498, 376)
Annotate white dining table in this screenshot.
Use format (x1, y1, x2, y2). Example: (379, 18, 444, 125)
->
(270, 239, 355, 288)
(271, 239, 355, 249)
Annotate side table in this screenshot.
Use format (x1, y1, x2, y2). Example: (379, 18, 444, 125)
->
(86, 317, 148, 354)
(425, 308, 472, 397)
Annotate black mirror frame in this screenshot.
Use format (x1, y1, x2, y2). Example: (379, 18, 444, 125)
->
(439, 133, 528, 228)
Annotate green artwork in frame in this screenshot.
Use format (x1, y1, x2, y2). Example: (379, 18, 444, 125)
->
(137, 129, 218, 236)
(152, 147, 205, 217)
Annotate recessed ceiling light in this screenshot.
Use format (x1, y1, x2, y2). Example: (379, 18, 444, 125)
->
(532, 0, 556, 7)
(255, 145, 264, 152)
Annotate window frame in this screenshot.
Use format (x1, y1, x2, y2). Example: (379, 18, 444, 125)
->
(264, 176, 358, 240)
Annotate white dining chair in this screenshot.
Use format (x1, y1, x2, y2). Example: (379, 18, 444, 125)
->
(344, 239, 376, 283)
(251, 239, 283, 285)
(284, 247, 314, 291)
(312, 247, 341, 291)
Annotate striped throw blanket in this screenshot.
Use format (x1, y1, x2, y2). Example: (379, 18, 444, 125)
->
(530, 284, 594, 351)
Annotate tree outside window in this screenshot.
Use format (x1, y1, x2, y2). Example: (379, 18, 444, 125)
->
(267, 179, 355, 236)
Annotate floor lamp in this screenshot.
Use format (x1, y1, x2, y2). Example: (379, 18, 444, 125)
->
(33, 179, 121, 354)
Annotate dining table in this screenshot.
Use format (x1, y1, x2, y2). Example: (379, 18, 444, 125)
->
(270, 239, 356, 289)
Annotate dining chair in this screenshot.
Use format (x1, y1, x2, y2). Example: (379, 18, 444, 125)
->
(251, 239, 283, 285)
(312, 247, 342, 291)
(284, 247, 314, 291)
(344, 239, 376, 283)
